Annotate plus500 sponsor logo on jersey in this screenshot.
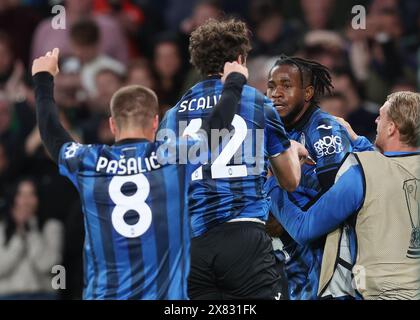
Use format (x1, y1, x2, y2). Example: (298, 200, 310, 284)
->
(313, 135, 343, 157)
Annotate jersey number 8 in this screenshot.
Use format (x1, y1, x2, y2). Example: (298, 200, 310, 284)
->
(109, 174, 152, 238)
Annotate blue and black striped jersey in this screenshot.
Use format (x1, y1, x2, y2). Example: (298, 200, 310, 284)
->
(159, 77, 290, 237)
(59, 139, 196, 300)
(266, 106, 358, 300)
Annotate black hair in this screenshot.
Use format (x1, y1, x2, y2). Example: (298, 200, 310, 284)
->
(271, 54, 333, 104)
(70, 19, 100, 46)
(3, 177, 41, 246)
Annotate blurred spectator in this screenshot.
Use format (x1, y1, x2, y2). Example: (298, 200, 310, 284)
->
(319, 92, 348, 119)
(0, 178, 63, 300)
(0, 93, 21, 155)
(0, 0, 42, 69)
(300, 0, 335, 31)
(0, 140, 12, 217)
(180, 0, 223, 36)
(163, 0, 198, 31)
(249, 0, 301, 57)
(332, 68, 378, 141)
(345, 0, 415, 104)
(0, 33, 26, 101)
(81, 68, 123, 145)
(0, 32, 14, 89)
(31, 0, 129, 65)
(178, 0, 223, 93)
(59, 19, 126, 101)
(93, 0, 145, 57)
(247, 55, 277, 94)
(126, 58, 156, 90)
(153, 34, 186, 117)
(302, 30, 347, 70)
(89, 68, 124, 114)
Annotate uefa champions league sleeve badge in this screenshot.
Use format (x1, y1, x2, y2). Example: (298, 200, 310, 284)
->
(404, 179, 420, 259)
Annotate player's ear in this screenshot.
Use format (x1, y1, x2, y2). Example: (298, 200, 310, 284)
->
(152, 114, 159, 133)
(388, 120, 397, 137)
(109, 117, 117, 136)
(304, 86, 314, 102)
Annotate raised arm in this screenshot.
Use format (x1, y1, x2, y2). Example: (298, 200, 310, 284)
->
(200, 61, 248, 135)
(32, 48, 74, 164)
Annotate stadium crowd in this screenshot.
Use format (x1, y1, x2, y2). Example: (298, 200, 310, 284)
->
(0, 0, 419, 299)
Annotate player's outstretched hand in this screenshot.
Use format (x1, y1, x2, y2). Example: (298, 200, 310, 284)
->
(334, 116, 358, 141)
(221, 61, 248, 83)
(32, 48, 60, 77)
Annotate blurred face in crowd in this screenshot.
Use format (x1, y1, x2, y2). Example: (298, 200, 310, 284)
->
(0, 40, 13, 75)
(0, 0, 17, 11)
(192, 3, 222, 30)
(267, 64, 307, 125)
(374, 101, 392, 152)
(127, 66, 155, 90)
(154, 42, 181, 79)
(256, 13, 283, 44)
(94, 70, 123, 113)
(370, 0, 398, 14)
(13, 180, 38, 224)
(300, 0, 334, 30)
(331, 73, 360, 112)
(71, 43, 99, 64)
(0, 97, 11, 134)
(66, 0, 93, 15)
(320, 96, 347, 118)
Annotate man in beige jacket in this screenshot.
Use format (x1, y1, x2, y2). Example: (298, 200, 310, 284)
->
(275, 91, 420, 299)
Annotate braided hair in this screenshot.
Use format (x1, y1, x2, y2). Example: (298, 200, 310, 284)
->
(271, 55, 334, 105)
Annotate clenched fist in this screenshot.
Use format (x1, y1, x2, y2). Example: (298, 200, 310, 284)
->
(32, 48, 60, 77)
(221, 58, 248, 83)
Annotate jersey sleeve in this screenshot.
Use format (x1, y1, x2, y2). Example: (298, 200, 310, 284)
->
(157, 106, 177, 132)
(264, 98, 291, 157)
(353, 136, 375, 152)
(277, 163, 364, 245)
(308, 117, 354, 189)
(58, 142, 90, 187)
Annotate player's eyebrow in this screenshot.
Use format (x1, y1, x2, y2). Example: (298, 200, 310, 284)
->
(278, 77, 292, 83)
(268, 77, 292, 84)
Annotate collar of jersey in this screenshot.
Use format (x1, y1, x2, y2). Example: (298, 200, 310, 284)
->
(206, 74, 222, 80)
(285, 104, 319, 132)
(113, 138, 150, 146)
(384, 151, 420, 157)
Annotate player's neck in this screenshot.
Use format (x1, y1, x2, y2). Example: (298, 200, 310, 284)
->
(115, 130, 155, 143)
(383, 140, 418, 153)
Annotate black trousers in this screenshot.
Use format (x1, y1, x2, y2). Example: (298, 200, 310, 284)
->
(188, 221, 288, 300)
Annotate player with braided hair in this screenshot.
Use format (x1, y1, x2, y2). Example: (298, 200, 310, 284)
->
(264, 55, 373, 299)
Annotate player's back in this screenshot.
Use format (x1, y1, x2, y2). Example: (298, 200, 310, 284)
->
(160, 77, 289, 237)
(59, 140, 190, 299)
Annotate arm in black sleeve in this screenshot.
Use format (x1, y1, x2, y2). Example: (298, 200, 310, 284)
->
(200, 72, 247, 136)
(33, 72, 74, 164)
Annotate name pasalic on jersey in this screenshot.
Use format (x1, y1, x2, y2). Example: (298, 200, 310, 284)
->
(95, 153, 161, 175)
(178, 94, 221, 112)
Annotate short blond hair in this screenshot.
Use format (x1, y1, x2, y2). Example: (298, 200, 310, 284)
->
(110, 85, 158, 130)
(386, 91, 420, 148)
